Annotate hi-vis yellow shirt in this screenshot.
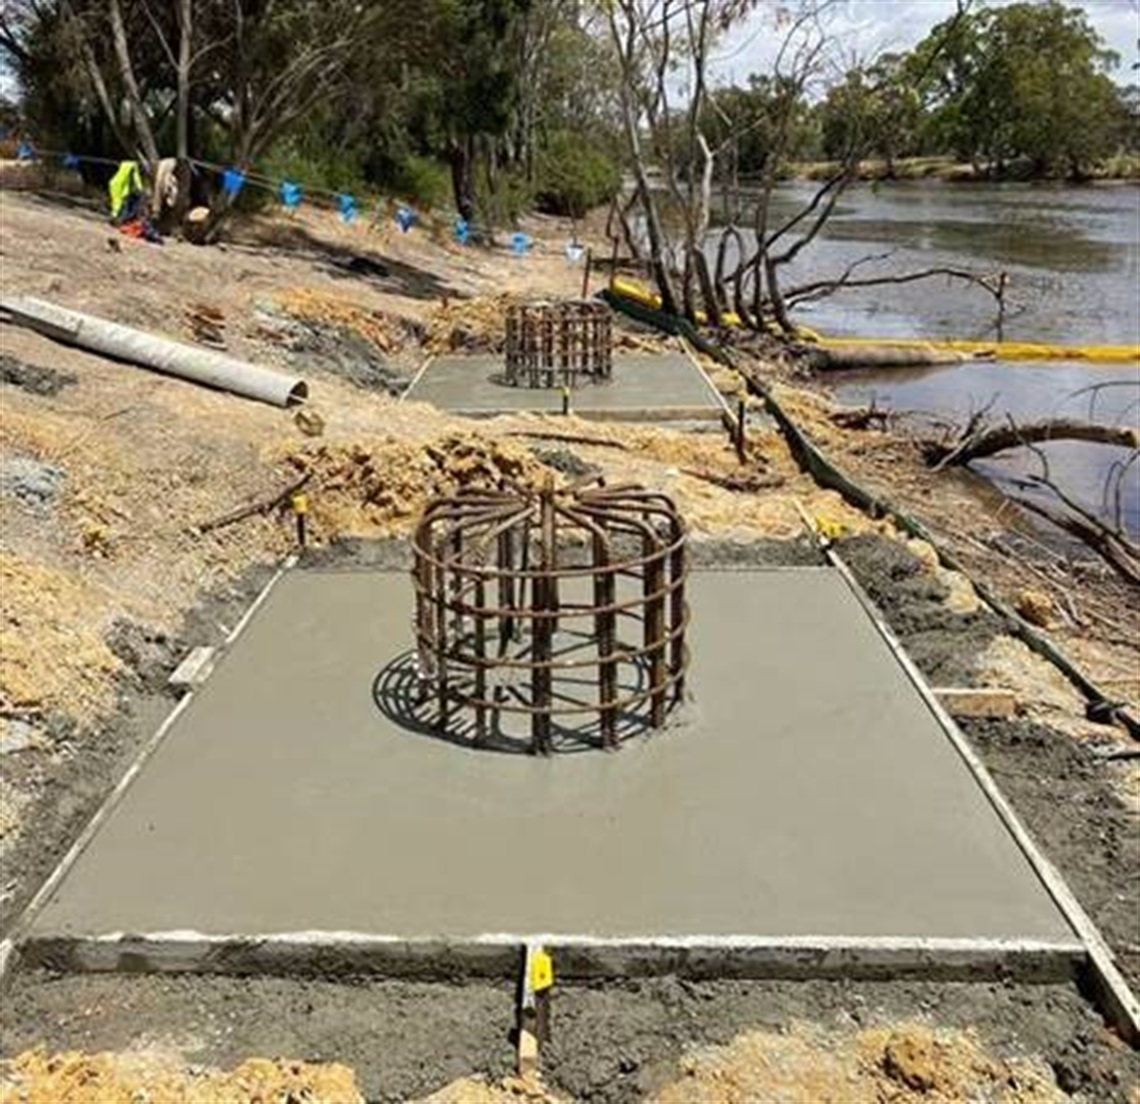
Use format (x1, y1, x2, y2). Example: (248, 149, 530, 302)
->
(108, 160, 143, 219)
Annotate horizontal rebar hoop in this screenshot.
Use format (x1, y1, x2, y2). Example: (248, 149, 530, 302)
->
(504, 300, 612, 389)
(412, 480, 688, 754)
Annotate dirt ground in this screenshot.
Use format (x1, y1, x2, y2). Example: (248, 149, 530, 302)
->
(3, 972, 1138, 1102)
(1, 186, 1138, 1101)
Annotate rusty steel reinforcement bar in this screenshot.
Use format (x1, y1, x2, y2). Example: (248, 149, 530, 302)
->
(412, 480, 688, 753)
(505, 300, 612, 389)
(0, 296, 308, 407)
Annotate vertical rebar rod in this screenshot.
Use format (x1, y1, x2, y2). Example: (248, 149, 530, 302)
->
(473, 571, 487, 744)
(532, 484, 556, 754)
(644, 537, 666, 727)
(669, 521, 687, 704)
(593, 530, 617, 747)
(434, 530, 450, 735)
(498, 528, 516, 650)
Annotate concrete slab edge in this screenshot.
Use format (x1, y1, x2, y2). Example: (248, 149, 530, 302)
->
(442, 406, 723, 424)
(0, 556, 299, 992)
(828, 548, 1140, 1046)
(678, 338, 735, 420)
(17, 932, 1084, 984)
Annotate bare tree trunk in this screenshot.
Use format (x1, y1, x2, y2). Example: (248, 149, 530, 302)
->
(692, 132, 719, 325)
(692, 248, 720, 326)
(173, 0, 193, 222)
(450, 136, 476, 223)
(62, 1, 133, 158)
(765, 256, 794, 335)
(607, 2, 680, 315)
(108, 0, 159, 170)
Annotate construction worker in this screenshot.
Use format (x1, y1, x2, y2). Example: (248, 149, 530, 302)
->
(107, 159, 163, 243)
(107, 159, 144, 225)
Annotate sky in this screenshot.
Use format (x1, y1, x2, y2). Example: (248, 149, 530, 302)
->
(716, 0, 1140, 87)
(2, 1, 1136, 103)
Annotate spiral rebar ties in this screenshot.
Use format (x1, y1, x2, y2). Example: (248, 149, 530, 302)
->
(412, 478, 688, 754)
(503, 301, 613, 390)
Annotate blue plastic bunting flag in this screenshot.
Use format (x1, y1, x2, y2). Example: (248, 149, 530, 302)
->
(62, 153, 81, 170)
(280, 181, 303, 210)
(16, 142, 34, 161)
(453, 217, 469, 245)
(337, 193, 358, 223)
(221, 167, 246, 198)
(395, 205, 416, 233)
(510, 231, 530, 256)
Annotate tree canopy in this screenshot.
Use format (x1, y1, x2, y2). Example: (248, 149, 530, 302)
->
(0, 0, 1133, 238)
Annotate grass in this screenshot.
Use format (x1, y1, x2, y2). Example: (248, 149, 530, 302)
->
(794, 153, 1140, 184)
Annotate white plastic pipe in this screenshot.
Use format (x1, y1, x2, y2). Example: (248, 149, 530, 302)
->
(1, 296, 308, 407)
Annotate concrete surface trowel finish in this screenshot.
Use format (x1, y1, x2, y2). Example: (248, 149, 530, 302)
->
(30, 568, 1074, 948)
(404, 352, 722, 419)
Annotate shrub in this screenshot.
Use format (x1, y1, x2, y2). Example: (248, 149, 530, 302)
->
(388, 154, 452, 209)
(535, 131, 620, 219)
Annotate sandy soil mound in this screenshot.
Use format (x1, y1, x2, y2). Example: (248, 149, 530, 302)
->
(652, 1021, 1066, 1104)
(0, 1049, 364, 1104)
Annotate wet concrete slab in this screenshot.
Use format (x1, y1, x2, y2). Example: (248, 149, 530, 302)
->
(404, 353, 723, 420)
(30, 568, 1073, 947)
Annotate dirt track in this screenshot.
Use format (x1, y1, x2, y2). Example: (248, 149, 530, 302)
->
(1, 187, 1137, 1101)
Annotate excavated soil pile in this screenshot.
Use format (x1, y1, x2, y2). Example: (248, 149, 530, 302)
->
(425, 294, 517, 355)
(281, 432, 546, 539)
(276, 289, 427, 358)
(835, 532, 1002, 686)
(651, 1021, 1066, 1104)
(0, 1050, 364, 1104)
(0, 1022, 1073, 1104)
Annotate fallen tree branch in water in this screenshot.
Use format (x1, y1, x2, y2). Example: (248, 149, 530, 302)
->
(784, 265, 1006, 310)
(924, 417, 1139, 468)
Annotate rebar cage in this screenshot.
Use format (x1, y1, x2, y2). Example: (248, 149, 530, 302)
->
(410, 479, 688, 754)
(503, 300, 613, 389)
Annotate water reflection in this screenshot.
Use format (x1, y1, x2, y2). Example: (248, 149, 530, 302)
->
(732, 181, 1140, 536)
(735, 181, 1140, 346)
(831, 361, 1140, 536)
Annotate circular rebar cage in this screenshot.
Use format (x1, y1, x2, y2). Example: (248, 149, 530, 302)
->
(504, 300, 613, 389)
(410, 480, 688, 754)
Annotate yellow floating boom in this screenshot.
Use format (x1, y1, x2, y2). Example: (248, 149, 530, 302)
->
(608, 277, 1139, 364)
(811, 335, 1140, 364)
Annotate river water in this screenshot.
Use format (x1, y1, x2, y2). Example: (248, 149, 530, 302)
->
(757, 181, 1140, 535)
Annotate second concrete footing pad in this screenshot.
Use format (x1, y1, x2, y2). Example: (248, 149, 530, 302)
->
(25, 568, 1081, 979)
(403, 352, 723, 421)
